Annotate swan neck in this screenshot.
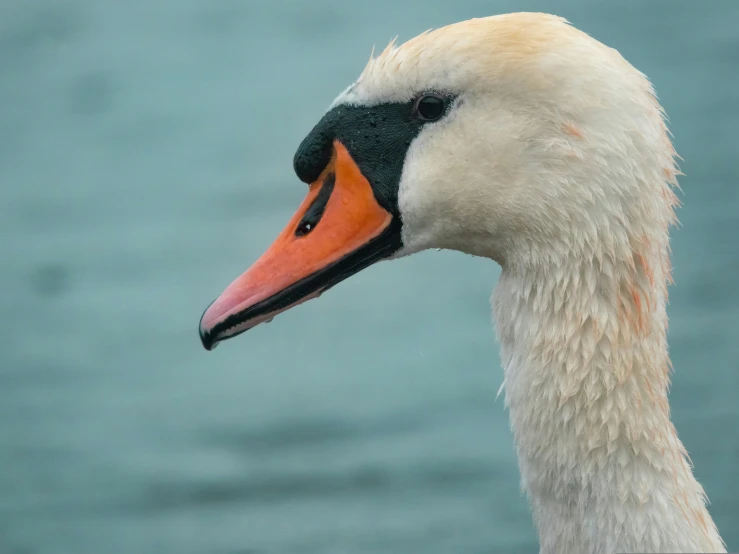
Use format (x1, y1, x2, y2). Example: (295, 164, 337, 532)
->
(493, 255, 725, 553)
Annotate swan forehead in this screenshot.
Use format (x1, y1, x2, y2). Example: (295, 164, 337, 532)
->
(334, 12, 581, 106)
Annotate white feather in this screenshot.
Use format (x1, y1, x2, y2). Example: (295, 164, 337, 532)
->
(332, 12, 724, 553)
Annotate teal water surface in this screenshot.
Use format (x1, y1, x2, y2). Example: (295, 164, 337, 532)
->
(1, 0, 738, 552)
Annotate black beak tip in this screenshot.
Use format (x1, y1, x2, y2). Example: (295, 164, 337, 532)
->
(199, 327, 215, 351)
(198, 305, 218, 351)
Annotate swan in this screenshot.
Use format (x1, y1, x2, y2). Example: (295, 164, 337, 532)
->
(198, 13, 726, 553)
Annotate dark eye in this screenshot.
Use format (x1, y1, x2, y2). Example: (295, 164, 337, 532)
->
(415, 95, 448, 122)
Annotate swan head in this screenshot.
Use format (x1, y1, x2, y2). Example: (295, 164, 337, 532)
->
(199, 12, 678, 350)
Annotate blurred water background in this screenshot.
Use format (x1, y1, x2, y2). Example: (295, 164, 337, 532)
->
(1, 0, 737, 552)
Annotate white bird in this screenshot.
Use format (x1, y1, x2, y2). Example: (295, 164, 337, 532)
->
(199, 13, 726, 553)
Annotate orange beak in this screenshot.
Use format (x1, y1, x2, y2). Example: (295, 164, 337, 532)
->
(199, 141, 401, 350)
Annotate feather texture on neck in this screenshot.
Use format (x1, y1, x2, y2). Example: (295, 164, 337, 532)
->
(493, 211, 725, 553)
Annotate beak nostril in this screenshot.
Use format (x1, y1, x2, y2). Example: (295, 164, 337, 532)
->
(296, 221, 313, 235)
(295, 173, 336, 237)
